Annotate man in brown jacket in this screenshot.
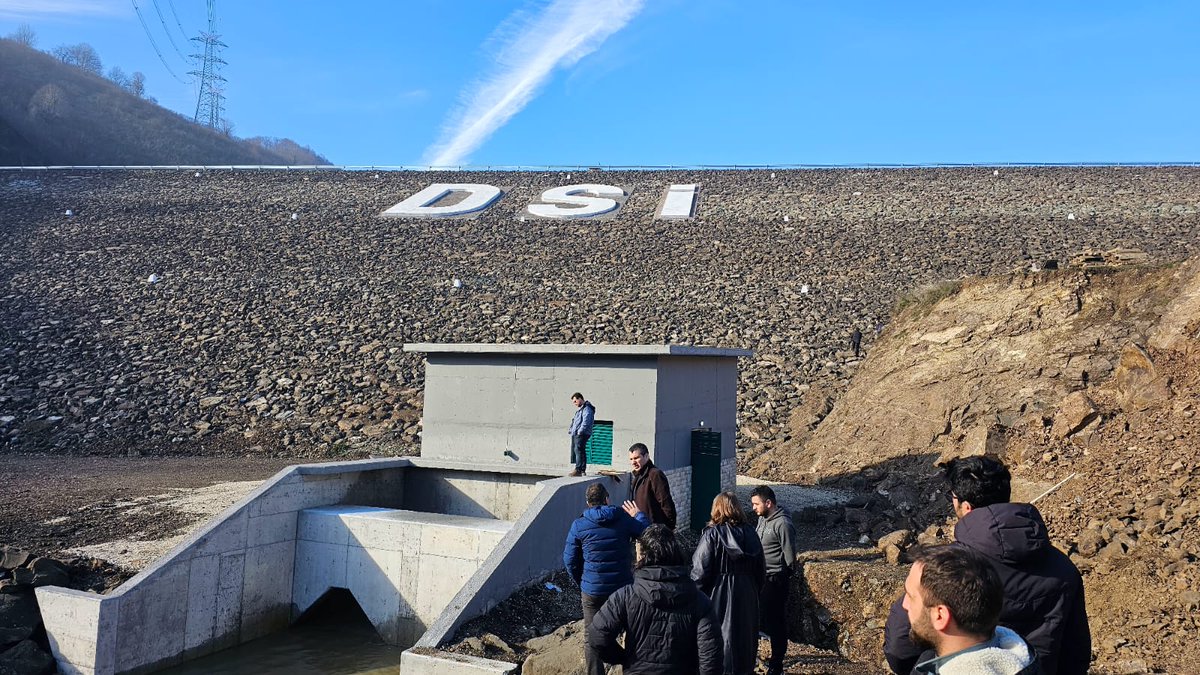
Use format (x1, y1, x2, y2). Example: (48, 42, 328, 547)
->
(628, 443, 677, 530)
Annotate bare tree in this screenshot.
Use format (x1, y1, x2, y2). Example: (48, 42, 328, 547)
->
(52, 43, 103, 75)
(6, 23, 36, 48)
(219, 118, 236, 138)
(28, 83, 67, 120)
(107, 66, 129, 89)
(128, 72, 146, 98)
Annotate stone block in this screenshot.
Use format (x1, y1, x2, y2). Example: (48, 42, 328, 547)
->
(346, 545, 405, 642)
(241, 541, 294, 618)
(400, 649, 516, 674)
(292, 541, 347, 615)
(422, 524, 480, 560)
(239, 607, 289, 642)
(415, 554, 480, 624)
(247, 511, 298, 548)
(298, 508, 351, 545)
(213, 552, 244, 650)
(191, 510, 248, 558)
(184, 554, 219, 651)
(114, 563, 189, 671)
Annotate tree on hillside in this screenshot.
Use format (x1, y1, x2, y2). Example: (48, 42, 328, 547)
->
(128, 71, 146, 98)
(28, 84, 67, 120)
(52, 43, 102, 75)
(107, 66, 129, 89)
(6, 23, 36, 48)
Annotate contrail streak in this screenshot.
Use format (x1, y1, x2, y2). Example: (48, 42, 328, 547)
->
(422, 0, 644, 167)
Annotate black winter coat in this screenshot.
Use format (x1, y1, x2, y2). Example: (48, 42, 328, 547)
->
(692, 523, 766, 675)
(589, 565, 723, 674)
(884, 503, 1091, 675)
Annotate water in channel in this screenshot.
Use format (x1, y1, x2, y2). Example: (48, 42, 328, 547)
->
(158, 590, 402, 674)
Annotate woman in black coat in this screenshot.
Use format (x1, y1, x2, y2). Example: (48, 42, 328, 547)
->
(691, 491, 767, 675)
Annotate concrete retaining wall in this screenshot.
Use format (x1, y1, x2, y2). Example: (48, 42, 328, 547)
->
(36, 458, 555, 675)
(415, 474, 622, 649)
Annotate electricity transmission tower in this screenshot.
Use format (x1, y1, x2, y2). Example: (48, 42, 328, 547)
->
(189, 0, 226, 129)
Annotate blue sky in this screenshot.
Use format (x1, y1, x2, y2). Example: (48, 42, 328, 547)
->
(2, 0, 1198, 166)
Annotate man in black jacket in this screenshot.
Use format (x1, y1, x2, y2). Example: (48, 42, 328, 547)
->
(884, 456, 1091, 675)
(589, 525, 723, 674)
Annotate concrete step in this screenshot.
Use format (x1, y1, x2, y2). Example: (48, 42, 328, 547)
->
(294, 506, 513, 647)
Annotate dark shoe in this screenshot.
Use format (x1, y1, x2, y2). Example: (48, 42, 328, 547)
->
(568, 469, 584, 477)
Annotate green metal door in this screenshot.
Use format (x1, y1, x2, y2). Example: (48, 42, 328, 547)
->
(691, 429, 722, 531)
(586, 421, 614, 467)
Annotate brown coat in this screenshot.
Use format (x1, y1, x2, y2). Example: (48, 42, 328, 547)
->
(631, 461, 677, 530)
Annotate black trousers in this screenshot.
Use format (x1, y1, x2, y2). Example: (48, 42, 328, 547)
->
(581, 591, 609, 675)
(760, 570, 791, 669)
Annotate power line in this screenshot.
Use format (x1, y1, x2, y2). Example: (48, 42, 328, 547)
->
(131, 0, 188, 83)
(151, 0, 189, 62)
(167, 0, 192, 44)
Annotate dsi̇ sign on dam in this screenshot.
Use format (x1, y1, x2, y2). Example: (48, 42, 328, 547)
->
(382, 182, 699, 220)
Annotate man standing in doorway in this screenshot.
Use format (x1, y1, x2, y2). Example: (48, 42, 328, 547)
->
(750, 485, 796, 675)
(628, 442, 677, 530)
(568, 392, 595, 477)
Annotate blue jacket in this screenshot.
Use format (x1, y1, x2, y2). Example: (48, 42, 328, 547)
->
(564, 504, 650, 596)
(569, 401, 596, 437)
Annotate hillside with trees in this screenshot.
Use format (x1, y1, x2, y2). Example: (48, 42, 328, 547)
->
(0, 38, 329, 166)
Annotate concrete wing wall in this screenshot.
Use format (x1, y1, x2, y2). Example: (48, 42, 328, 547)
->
(420, 354, 658, 470)
(36, 459, 410, 675)
(414, 474, 630, 650)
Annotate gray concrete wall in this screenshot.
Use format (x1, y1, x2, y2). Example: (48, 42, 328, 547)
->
(402, 467, 543, 520)
(420, 354, 659, 471)
(36, 458, 554, 675)
(293, 506, 511, 648)
(652, 356, 740, 470)
(416, 474, 628, 649)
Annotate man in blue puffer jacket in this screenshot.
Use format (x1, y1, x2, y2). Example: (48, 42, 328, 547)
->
(564, 482, 650, 675)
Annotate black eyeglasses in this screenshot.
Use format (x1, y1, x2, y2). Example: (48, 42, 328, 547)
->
(944, 492, 957, 503)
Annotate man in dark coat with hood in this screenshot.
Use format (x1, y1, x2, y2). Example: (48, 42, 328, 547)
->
(590, 525, 723, 675)
(564, 482, 650, 675)
(884, 456, 1090, 675)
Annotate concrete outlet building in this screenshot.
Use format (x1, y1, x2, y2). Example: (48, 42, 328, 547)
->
(36, 343, 750, 674)
(407, 343, 750, 530)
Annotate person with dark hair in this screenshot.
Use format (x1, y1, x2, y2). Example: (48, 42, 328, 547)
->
(850, 326, 863, 357)
(568, 392, 595, 476)
(692, 492, 766, 675)
(589, 525, 723, 674)
(628, 442, 677, 529)
(564, 482, 649, 675)
(885, 456, 1090, 675)
(903, 546, 1038, 674)
(749, 485, 795, 675)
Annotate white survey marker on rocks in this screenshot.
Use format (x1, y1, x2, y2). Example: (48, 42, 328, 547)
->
(146, 274, 160, 284)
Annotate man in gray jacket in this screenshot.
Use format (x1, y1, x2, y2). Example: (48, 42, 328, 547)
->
(750, 485, 796, 675)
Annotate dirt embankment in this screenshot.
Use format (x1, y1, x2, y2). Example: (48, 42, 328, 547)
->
(746, 259, 1200, 674)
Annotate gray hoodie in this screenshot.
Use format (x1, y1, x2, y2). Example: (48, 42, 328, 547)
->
(755, 506, 796, 575)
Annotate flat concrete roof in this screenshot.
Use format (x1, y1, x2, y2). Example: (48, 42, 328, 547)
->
(403, 343, 752, 358)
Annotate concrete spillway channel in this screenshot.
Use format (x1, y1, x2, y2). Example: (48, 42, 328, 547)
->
(34, 457, 604, 674)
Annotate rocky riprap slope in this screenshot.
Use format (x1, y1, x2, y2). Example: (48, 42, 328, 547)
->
(1, 167, 1198, 456)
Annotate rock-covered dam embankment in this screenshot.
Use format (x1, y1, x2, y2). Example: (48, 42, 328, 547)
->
(1, 167, 1197, 456)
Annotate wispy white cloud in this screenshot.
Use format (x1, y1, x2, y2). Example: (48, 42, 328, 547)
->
(422, 0, 644, 167)
(0, 0, 125, 21)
